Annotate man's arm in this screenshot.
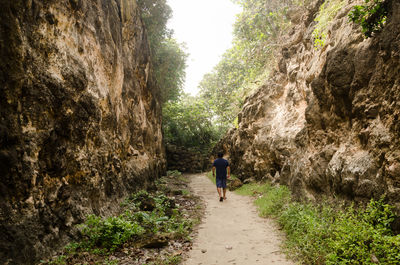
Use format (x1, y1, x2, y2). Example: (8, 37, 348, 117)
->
(212, 166, 216, 177)
(227, 166, 231, 179)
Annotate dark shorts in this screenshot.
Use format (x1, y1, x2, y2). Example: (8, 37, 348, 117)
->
(216, 177, 227, 188)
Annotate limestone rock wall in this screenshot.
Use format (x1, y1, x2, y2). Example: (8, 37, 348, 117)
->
(166, 144, 210, 173)
(219, 0, 400, 208)
(0, 0, 165, 263)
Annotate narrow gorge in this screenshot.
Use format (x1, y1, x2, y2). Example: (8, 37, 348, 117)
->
(1, 0, 400, 264)
(0, 0, 165, 263)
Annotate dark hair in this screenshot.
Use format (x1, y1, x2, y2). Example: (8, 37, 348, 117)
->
(217, 152, 223, 158)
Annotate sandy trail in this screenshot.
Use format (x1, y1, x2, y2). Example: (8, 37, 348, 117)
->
(185, 174, 295, 265)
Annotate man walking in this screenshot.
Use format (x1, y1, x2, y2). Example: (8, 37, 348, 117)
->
(212, 152, 230, 202)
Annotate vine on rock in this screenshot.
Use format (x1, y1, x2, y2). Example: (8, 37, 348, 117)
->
(313, 0, 346, 49)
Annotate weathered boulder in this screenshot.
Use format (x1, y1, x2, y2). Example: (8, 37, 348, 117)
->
(228, 178, 243, 191)
(218, 0, 400, 210)
(0, 0, 165, 263)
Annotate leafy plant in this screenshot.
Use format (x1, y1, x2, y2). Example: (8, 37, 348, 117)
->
(42, 184, 196, 265)
(349, 0, 390, 38)
(79, 215, 145, 251)
(73, 190, 192, 254)
(326, 198, 400, 264)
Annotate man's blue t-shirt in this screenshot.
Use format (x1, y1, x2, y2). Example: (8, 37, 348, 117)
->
(213, 158, 229, 178)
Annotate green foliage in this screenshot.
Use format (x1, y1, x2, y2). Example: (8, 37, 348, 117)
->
(164, 255, 182, 265)
(199, 0, 308, 134)
(232, 0, 293, 71)
(161, 0, 312, 152)
(236, 182, 400, 265)
(279, 202, 335, 263)
(103, 259, 119, 265)
(313, 0, 346, 48)
(155, 39, 188, 102)
(198, 49, 247, 129)
(137, 0, 187, 103)
(326, 199, 400, 264)
(162, 94, 221, 151)
(42, 184, 196, 265)
(137, 0, 172, 47)
(349, 0, 389, 38)
(74, 191, 192, 253)
(79, 215, 144, 251)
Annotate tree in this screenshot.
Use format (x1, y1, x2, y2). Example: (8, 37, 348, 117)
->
(137, 0, 187, 103)
(198, 0, 301, 135)
(198, 48, 246, 130)
(155, 39, 188, 103)
(232, 0, 294, 77)
(162, 95, 221, 151)
(137, 0, 172, 51)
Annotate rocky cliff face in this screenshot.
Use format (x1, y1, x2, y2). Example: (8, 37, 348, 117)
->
(0, 0, 165, 263)
(219, 0, 400, 209)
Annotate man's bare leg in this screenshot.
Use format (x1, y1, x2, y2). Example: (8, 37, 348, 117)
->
(223, 188, 227, 200)
(217, 187, 222, 199)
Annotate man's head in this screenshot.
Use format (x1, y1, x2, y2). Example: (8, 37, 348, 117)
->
(217, 152, 224, 158)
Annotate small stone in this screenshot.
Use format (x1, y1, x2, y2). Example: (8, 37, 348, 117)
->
(371, 254, 379, 264)
(225, 245, 233, 250)
(201, 249, 207, 253)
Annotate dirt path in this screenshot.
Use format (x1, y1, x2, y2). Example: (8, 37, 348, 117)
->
(185, 174, 295, 265)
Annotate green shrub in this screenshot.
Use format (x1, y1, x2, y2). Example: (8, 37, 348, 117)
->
(349, 0, 389, 38)
(326, 199, 400, 264)
(74, 190, 192, 254)
(79, 215, 145, 251)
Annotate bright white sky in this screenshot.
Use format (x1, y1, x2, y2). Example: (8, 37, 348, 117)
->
(166, 0, 242, 95)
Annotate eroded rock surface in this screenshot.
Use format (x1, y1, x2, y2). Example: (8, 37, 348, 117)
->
(218, 1, 400, 209)
(0, 0, 165, 263)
